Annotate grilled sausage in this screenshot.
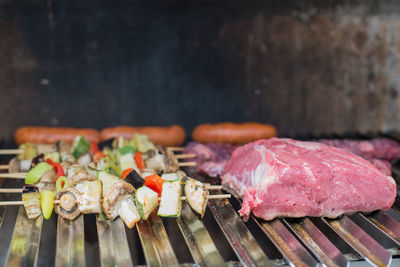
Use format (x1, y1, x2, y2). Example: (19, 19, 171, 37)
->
(100, 125, 186, 146)
(192, 122, 277, 144)
(14, 127, 100, 145)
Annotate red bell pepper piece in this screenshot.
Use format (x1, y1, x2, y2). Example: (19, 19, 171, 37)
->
(144, 174, 164, 196)
(134, 151, 145, 170)
(90, 142, 100, 154)
(45, 158, 64, 179)
(121, 168, 133, 180)
(93, 151, 106, 162)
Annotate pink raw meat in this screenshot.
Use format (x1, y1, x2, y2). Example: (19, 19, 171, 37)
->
(221, 138, 397, 221)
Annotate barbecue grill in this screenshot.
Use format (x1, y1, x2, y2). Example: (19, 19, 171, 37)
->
(0, 152, 400, 267)
(2, 1, 400, 266)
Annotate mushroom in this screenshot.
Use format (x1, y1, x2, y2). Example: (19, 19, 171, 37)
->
(159, 146, 179, 173)
(102, 181, 140, 228)
(69, 168, 102, 214)
(77, 153, 91, 166)
(60, 161, 72, 175)
(66, 164, 85, 179)
(36, 169, 56, 192)
(70, 169, 96, 187)
(57, 141, 75, 163)
(55, 188, 82, 220)
(8, 158, 20, 173)
(36, 144, 57, 155)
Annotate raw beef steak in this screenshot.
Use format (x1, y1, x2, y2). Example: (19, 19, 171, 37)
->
(221, 138, 396, 220)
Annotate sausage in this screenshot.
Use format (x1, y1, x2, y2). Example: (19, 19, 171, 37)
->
(192, 122, 277, 144)
(14, 127, 100, 145)
(100, 125, 186, 146)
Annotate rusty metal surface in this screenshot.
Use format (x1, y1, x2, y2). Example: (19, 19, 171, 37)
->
(55, 215, 85, 267)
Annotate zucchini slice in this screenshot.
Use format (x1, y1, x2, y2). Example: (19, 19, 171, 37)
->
(120, 153, 139, 173)
(157, 179, 182, 217)
(184, 178, 209, 218)
(135, 186, 158, 220)
(98, 171, 120, 196)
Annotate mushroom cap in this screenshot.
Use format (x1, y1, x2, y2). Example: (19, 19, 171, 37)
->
(102, 181, 135, 219)
(55, 188, 82, 220)
(66, 164, 85, 178)
(39, 169, 57, 183)
(70, 169, 96, 186)
(159, 146, 179, 173)
(60, 161, 72, 175)
(8, 158, 20, 173)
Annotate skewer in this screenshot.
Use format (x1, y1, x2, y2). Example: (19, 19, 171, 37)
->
(0, 188, 22, 193)
(0, 165, 9, 170)
(0, 149, 24, 155)
(0, 184, 224, 193)
(0, 146, 186, 155)
(174, 153, 196, 159)
(178, 162, 197, 167)
(0, 173, 27, 179)
(0, 194, 231, 206)
(168, 147, 185, 152)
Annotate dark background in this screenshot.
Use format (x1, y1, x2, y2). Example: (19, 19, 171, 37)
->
(1, 0, 400, 147)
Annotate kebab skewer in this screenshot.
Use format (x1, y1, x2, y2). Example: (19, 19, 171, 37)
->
(0, 135, 228, 227)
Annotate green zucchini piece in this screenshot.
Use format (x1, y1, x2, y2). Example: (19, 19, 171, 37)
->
(120, 153, 139, 173)
(72, 135, 90, 159)
(98, 171, 120, 196)
(25, 162, 53, 185)
(157, 179, 182, 217)
(17, 143, 38, 160)
(184, 178, 209, 218)
(133, 134, 156, 153)
(44, 151, 61, 164)
(40, 189, 54, 219)
(135, 186, 158, 220)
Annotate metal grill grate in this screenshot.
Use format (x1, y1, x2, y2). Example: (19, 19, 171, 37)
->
(2, 160, 400, 267)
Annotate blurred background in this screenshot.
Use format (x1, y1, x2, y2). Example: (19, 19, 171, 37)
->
(1, 0, 400, 145)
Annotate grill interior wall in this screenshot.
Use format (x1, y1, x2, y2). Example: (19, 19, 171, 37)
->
(1, 1, 400, 145)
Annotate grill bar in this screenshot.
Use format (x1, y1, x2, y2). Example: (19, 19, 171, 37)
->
(283, 217, 349, 267)
(361, 211, 400, 245)
(322, 216, 392, 267)
(137, 211, 179, 266)
(254, 218, 318, 267)
(55, 215, 85, 267)
(177, 202, 226, 267)
(96, 216, 133, 267)
(208, 197, 271, 267)
(6, 206, 43, 267)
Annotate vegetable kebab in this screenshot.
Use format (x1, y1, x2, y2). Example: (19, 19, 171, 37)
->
(0, 134, 228, 229)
